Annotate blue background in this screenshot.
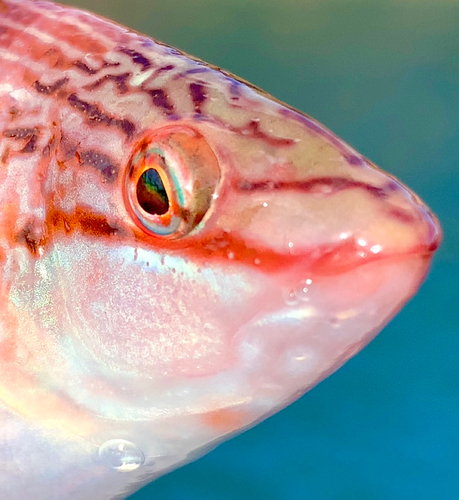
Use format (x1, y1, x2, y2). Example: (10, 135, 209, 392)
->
(61, 1, 458, 498)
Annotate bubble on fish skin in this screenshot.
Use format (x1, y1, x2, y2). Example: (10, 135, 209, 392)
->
(99, 439, 145, 472)
(294, 278, 313, 302)
(284, 278, 314, 306)
(284, 288, 300, 306)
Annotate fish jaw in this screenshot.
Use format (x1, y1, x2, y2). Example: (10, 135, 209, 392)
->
(235, 253, 433, 395)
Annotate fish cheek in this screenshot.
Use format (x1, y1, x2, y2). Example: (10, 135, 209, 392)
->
(49, 238, 277, 381)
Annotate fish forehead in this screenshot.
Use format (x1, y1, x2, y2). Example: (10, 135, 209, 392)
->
(0, 1, 440, 500)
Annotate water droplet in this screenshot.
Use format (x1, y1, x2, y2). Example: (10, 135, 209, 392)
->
(99, 439, 145, 472)
(284, 289, 300, 306)
(227, 251, 235, 259)
(294, 278, 313, 302)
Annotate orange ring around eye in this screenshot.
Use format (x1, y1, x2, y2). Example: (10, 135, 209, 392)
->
(124, 125, 220, 239)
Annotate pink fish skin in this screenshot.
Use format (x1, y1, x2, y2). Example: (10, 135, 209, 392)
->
(0, 0, 440, 498)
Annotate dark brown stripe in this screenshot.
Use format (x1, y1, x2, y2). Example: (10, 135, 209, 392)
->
(118, 46, 152, 71)
(79, 149, 119, 182)
(190, 82, 207, 113)
(3, 127, 39, 153)
(67, 94, 135, 138)
(74, 60, 97, 74)
(33, 77, 69, 95)
(241, 120, 295, 147)
(84, 73, 131, 94)
(148, 89, 174, 114)
(159, 64, 175, 72)
(73, 59, 120, 75)
(236, 176, 388, 198)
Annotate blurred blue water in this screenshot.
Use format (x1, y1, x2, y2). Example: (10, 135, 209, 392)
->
(63, 1, 459, 498)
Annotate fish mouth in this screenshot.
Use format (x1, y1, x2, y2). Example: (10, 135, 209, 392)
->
(233, 248, 436, 401)
(298, 194, 441, 278)
(305, 231, 440, 278)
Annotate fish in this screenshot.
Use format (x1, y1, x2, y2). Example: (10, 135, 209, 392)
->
(0, 0, 440, 498)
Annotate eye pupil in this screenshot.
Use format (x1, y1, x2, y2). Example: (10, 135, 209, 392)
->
(136, 168, 170, 216)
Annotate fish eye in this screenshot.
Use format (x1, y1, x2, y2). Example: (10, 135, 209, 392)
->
(125, 126, 220, 239)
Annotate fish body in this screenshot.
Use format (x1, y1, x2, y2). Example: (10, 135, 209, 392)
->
(0, 0, 440, 498)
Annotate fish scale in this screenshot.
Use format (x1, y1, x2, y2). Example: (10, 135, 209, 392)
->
(0, 0, 440, 499)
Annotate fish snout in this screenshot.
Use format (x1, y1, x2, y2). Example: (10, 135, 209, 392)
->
(229, 164, 440, 403)
(305, 177, 441, 276)
(220, 156, 440, 276)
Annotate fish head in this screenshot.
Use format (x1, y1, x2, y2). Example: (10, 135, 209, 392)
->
(0, 1, 440, 494)
(23, 72, 439, 452)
